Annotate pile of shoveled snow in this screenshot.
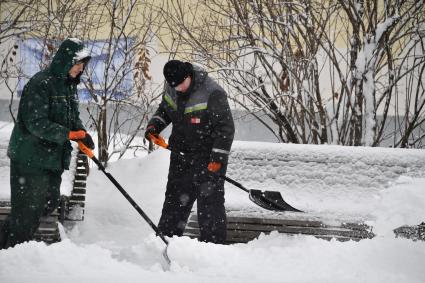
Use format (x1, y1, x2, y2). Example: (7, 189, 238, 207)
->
(1, 204, 425, 283)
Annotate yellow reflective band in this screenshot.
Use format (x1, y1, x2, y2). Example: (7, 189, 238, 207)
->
(184, 103, 207, 114)
(164, 94, 177, 110)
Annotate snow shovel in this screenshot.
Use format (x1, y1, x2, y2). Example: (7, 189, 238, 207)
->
(77, 141, 171, 265)
(149, 135, 303, 213)
(221, 175, 303, 212)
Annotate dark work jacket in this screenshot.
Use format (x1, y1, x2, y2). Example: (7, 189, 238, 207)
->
(7, 39, 88, 170)
(147, 66, 235, 163)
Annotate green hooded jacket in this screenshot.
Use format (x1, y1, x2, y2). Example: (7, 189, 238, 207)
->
(7, 38, 90, 170)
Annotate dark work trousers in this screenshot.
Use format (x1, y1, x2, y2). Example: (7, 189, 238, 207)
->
(2, 161, 62, 248)
(158, 153, 227, 244)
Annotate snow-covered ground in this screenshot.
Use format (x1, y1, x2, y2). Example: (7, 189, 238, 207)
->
(0, 121, 424, 283)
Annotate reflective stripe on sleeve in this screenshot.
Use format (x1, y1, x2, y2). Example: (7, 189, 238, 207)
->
(164, 94, 177, 110)
(152, 115, 167, 125)
(184, 103, 208, 114)
(212, 148, 230, 155)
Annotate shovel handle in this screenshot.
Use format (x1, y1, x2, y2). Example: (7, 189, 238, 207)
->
(77, 141, 105, 171)
(221, 175, 249, 193)
(78, 141, 94, 158)
(149, 134, 169, 149)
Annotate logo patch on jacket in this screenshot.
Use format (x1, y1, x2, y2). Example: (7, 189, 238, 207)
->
(191, 117, 201, 124)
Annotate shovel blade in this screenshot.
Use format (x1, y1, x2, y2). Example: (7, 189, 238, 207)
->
(161, 246, 171, 269)
(249, 189, 303, 212)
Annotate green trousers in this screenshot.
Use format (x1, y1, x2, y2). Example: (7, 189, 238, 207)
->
(2, 161, 63, 248)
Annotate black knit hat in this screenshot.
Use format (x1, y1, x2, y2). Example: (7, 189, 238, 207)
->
(163, 60, 193, 87)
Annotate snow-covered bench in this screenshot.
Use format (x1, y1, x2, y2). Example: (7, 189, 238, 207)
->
(184, 142, 425, 243)
(225, 141, 425, 215)
(184, 214, 375, 243)
(227, 141, 425, 193)
(62, 151, 90, 222)
(0, 200, 61, 245)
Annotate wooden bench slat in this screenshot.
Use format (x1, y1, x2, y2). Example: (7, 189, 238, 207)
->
(184, 212, 374, 244)
(185, 226, 364, 243)
(186, 220, 372, 239)
(68, 200, 85, 207)
(0, 201, 11, 207)
(72, 188, 86, 194)
(69, 195, 86, 202)
(190, 214, 324, 228)
(0, 207, 11, 214)
(74, 174, 87, 181)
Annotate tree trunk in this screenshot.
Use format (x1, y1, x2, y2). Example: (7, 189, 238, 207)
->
(98, 102, 108, 166)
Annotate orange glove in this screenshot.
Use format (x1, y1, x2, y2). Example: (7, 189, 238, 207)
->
(149, 134, 168, 149)
(68, 130, 86, 140)
(207, 162, 222, 173)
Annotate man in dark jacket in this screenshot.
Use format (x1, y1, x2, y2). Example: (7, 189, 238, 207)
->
(0, 38, 95, 249)
(145, 60, 235, 244)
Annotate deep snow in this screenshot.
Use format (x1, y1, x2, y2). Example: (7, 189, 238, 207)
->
(0, 122, 424, 283)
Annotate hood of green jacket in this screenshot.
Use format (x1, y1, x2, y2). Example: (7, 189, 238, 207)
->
(49, 38, 90, 78)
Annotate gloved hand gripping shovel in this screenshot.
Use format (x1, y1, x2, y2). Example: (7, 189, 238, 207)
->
(149, 135, 303, 212)
(77, 141, 171, 265)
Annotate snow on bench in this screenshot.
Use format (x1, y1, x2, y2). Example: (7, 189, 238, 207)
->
(224, 142, 425, 217)
(227, 141, 425, 191)
(184, 142, 425, 243)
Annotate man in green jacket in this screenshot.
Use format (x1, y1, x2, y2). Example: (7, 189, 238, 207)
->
(0, 38, 95, 249)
